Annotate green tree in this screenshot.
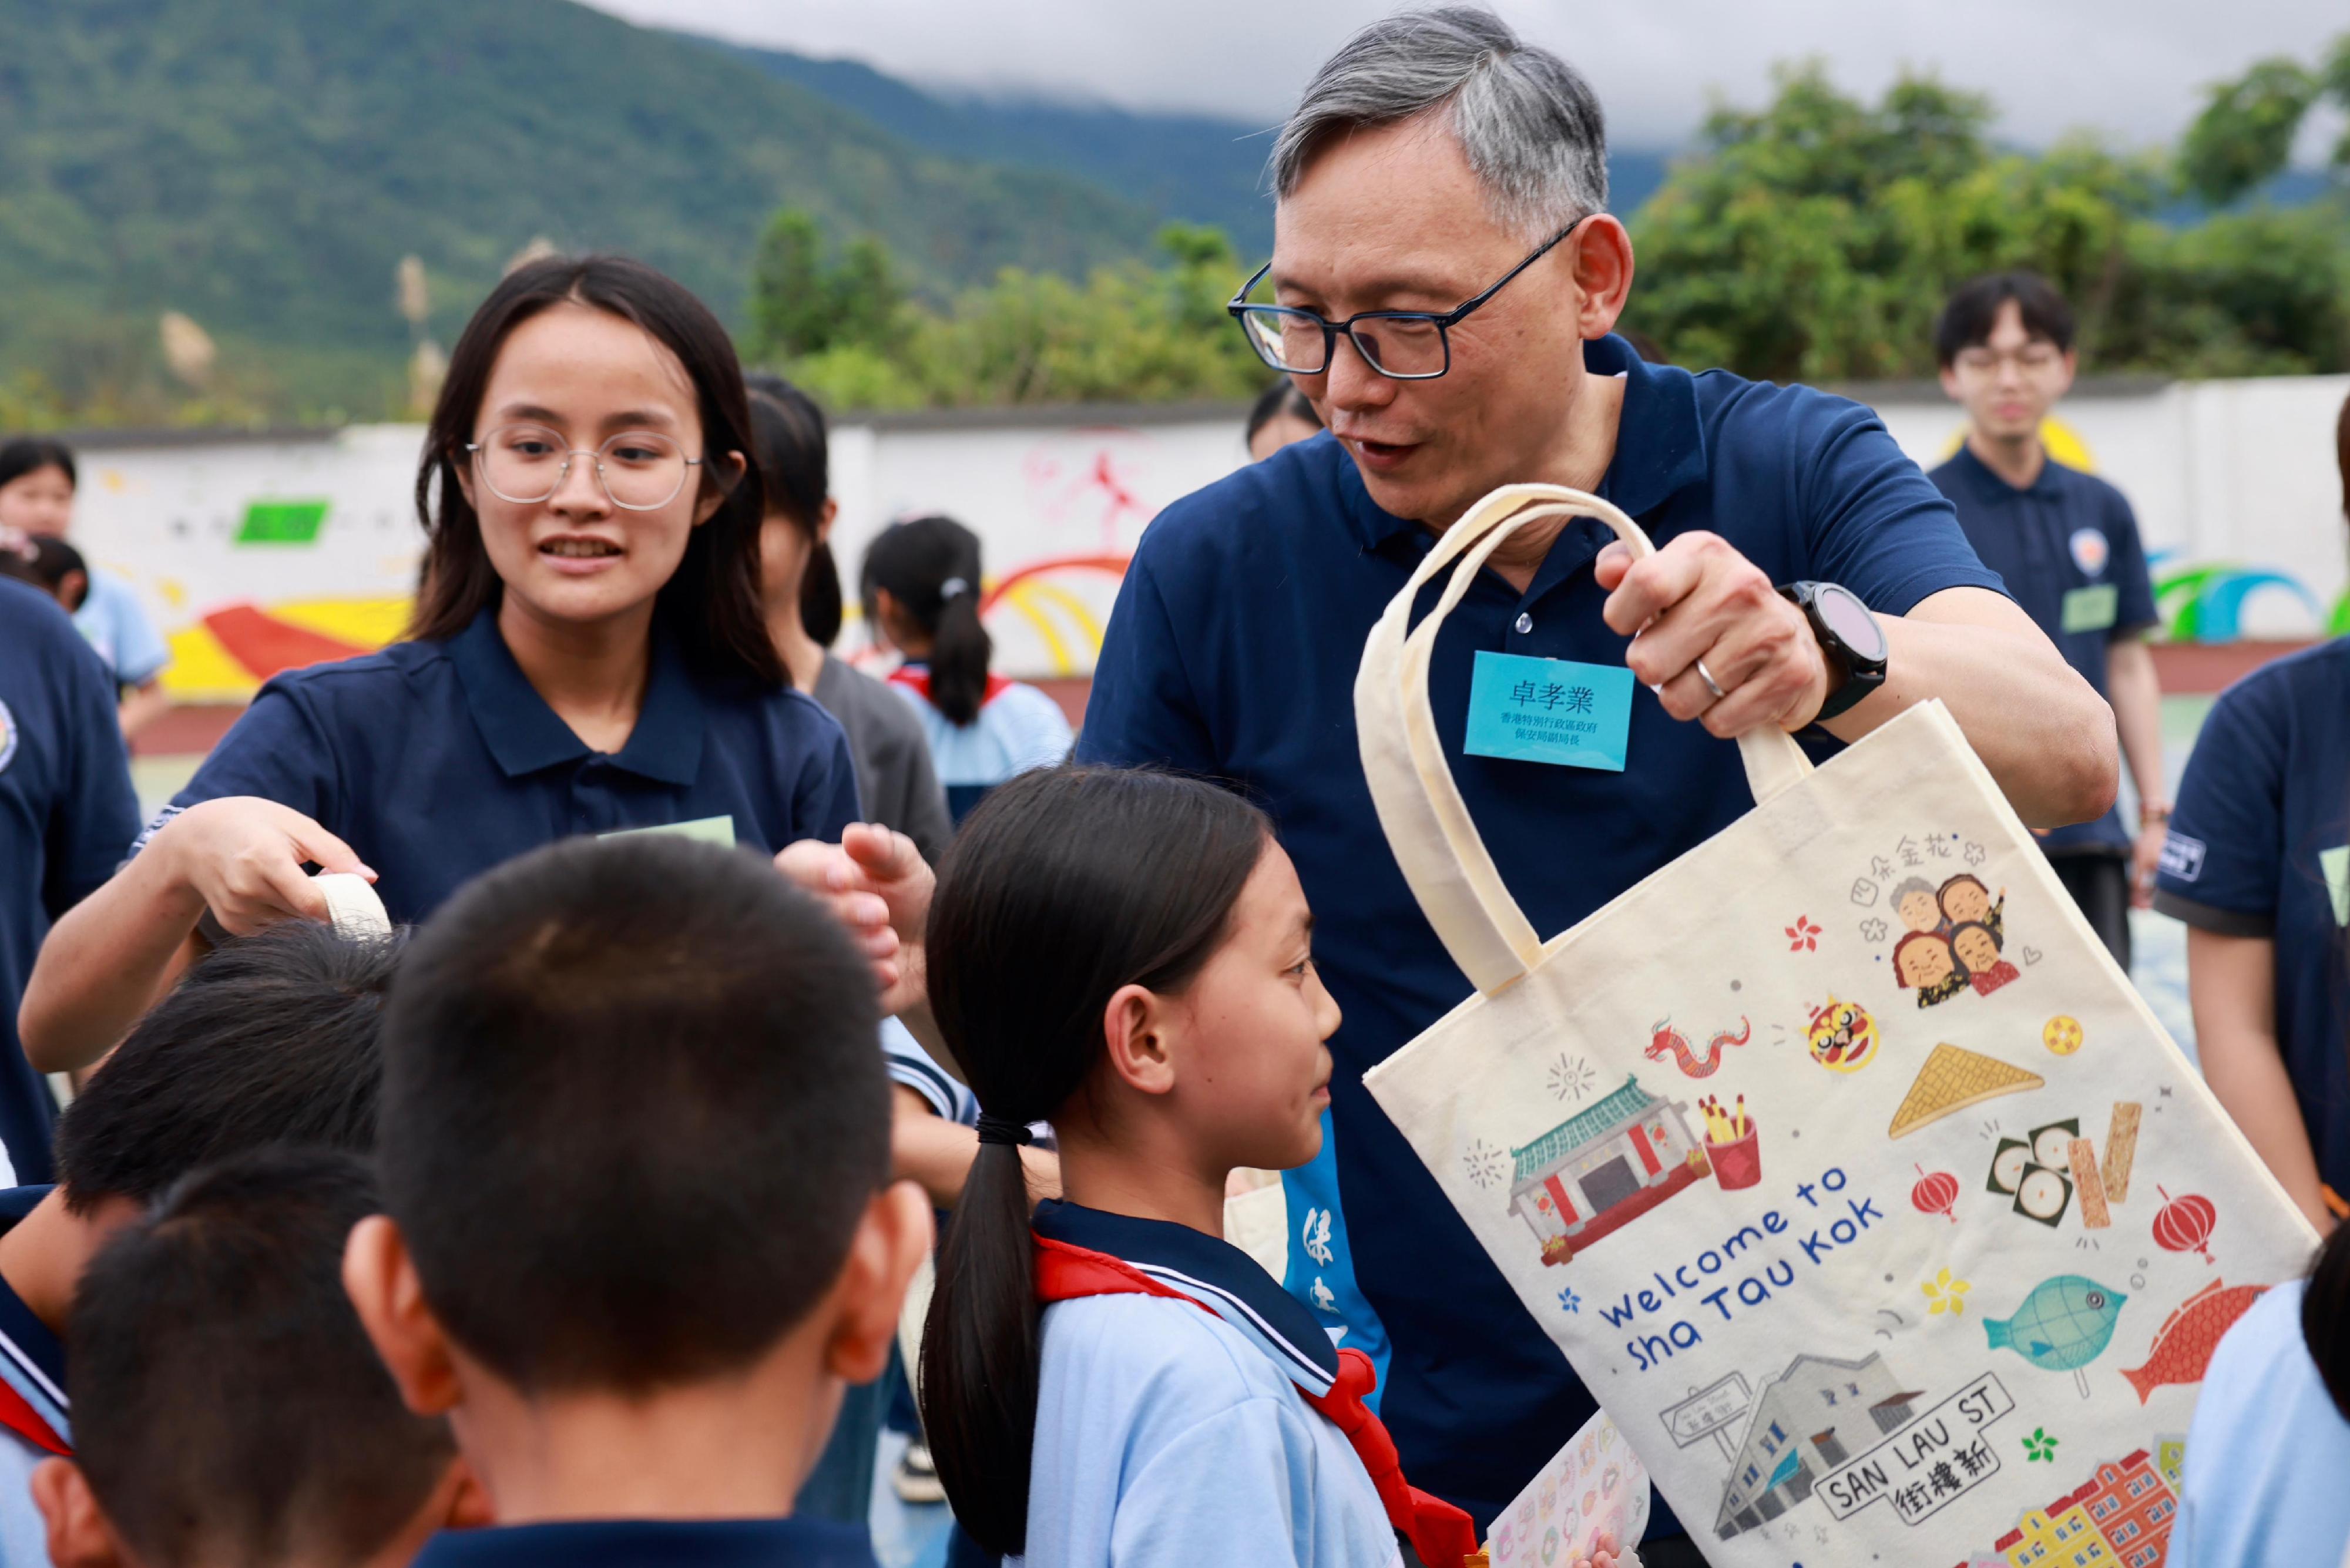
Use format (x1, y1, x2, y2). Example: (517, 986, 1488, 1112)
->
(2179, 35, 2350, 207)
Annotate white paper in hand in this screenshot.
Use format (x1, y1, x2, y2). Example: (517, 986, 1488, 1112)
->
(1487, 1404, 1650, 1568)
(313, 872, 391, 939)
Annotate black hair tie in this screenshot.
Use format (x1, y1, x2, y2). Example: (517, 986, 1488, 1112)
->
(975, 1114, 1033, 1148)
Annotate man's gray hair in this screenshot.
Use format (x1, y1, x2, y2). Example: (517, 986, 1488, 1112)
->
(1271, 7, 1607, 240)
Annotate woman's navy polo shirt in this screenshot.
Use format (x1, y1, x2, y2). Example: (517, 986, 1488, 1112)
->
(1077, 333, 2005, 1527)
(0, 580, 140, 1184)
(2153, 639, 2350, 1200)
(1929, 444, 2156, 855)
(147, 607, 860, 924)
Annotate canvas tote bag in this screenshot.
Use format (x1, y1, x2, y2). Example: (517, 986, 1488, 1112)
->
(1356, 484, 2317, 1568)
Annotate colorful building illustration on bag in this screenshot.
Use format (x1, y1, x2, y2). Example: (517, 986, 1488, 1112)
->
(1507, 1074, 1710, 1266)
(1713, 1352, 1923, 1540)
(1987, 1449, 2176, 1568)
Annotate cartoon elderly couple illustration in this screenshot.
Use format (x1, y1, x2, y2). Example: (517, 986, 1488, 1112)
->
(1891, 872, 2016, 1008)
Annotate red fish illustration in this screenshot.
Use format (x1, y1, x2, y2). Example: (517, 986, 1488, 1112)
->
(1644, 1018, 1751, 1079)
(2119, 1278, 2270, 1405)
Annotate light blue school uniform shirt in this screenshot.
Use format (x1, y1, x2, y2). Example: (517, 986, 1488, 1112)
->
(1017, 1201, 1399, 1568)
(72, 570, 169, 686)
(2175, 1279, 2350, 1567)
(884, 663, 1072, 823)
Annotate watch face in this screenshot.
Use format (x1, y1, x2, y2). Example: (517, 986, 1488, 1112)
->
(1815, 585, 1888, 664)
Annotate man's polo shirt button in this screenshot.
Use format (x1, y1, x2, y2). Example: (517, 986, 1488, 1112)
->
(1513, 613, 1533, 635)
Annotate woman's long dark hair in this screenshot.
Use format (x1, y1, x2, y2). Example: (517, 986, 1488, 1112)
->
(407, 254, 781, 687)
(918, 767, 1269, 1557)
(862, 514, 989, 724)
(744, 374, 844, 647)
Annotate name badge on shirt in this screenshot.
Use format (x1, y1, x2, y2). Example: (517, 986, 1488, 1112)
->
(1463, 651, 1634, 772)
(599, 814, 737, 847)
(2060, 584, 2119, 634)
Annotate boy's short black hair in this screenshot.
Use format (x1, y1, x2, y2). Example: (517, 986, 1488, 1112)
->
(56, 922, 397, 1215)
(70, 1148, 454, 1568)
(378, 835, 888, 1393)
(1935, 270, 2077, 367)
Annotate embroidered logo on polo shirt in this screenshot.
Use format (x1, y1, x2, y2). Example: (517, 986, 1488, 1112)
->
(0, 700, 15, 775)
(2069, 528, 2110, 577)
(2158, 830, 2205, 882)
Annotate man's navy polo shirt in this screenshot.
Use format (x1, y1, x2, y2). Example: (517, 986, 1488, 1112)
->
(2153, 639, 2350, 1200)
(411, 1518, 876, 1568)
(1077, 332, 2003, 1526)
(0, 581, 139, 1184)
(150, 606, 860, 924)
(1930, 444, 2155, 855)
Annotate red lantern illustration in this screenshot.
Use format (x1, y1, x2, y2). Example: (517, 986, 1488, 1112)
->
(1911, 1164, 1960, 1224)
(2153, 1186, 2217, 1264)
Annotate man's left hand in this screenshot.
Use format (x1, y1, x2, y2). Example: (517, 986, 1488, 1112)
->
(1596, 530, 1833, 736)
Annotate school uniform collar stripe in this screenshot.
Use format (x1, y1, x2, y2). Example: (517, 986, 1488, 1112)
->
(1030, 1200, 1338, 1388)
(445, 607, 706, 786)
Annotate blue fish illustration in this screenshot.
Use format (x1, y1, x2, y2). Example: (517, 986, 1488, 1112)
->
(1985, 1275, 2126, 1372)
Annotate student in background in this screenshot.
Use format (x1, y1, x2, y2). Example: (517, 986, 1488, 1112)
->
(33, 1149, 484, 1568)
(0, 533, 91, 612)
(2153, 390, 2350, 1233)
(0, 439, 172, 742)
(1929, 272, 2163, 969)
(748, 376, 952, 866)
(2173, 1220, 2350, 1564)
(1246, 381, 1322, 462)
(919, 767, 1502, 1568)
(0, 573, 137, 1188)
(0, 920, 396, 1566)
(345, 834, 928, 1568)
(19, 254, 860, 1076)
(862, 515, 1072, 824)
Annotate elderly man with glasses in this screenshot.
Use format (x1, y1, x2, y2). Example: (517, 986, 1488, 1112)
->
(1073, 8, 2114, 1560)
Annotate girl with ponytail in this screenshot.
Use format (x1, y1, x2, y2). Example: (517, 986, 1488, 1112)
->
(917, 765, 1486, 1568)
(861, 515, 1072, 824)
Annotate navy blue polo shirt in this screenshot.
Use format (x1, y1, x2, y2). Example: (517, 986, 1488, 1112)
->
(1930, 445, 2155, 855)
(411, 1519, 875, 1568)
(2152, 638, 2350, 1200)
(149, 606, 859, 924)
(0, 581, 139, 1185)
(1076, 332, 2003, 1528)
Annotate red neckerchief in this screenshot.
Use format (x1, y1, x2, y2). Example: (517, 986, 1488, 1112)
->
(0, 1374, 66, 1457)
(1033, 1233, 1476, 1568)
(886, 664, 1013, 709)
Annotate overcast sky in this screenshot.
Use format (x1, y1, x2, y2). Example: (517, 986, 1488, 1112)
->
(590, 0, 2344, 156)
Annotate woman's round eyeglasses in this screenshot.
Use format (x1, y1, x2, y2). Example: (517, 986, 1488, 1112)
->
(465, 425, 705, 511)
(1227, 216, 1589, 381)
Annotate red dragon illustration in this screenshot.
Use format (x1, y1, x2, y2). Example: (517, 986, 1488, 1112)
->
(1644, 1017, 1751, 1079)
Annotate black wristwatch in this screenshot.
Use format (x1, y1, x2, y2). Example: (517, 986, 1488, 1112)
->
(1778, 580, 1887, 723)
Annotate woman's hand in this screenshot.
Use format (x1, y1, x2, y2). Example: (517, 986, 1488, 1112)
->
(776, 824, 936, 1013)
(152, 797, 373, 935)
(1572, 1532, 1622, 1568)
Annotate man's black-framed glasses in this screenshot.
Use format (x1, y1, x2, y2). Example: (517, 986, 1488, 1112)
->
(1227, 216, 1589, 381)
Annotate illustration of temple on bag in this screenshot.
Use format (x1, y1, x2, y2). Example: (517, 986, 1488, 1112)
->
(1714, 1352, 1923, 1541)
(1507, 1073, 1709, 1267)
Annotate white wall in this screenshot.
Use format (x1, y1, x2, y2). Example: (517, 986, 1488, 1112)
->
(59, 374, 2350, 700)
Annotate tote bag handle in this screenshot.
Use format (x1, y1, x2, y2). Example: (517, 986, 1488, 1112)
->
(1355, 484, 1815, 995)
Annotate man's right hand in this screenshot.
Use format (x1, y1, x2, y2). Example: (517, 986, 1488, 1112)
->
(152, 797, 373, 935)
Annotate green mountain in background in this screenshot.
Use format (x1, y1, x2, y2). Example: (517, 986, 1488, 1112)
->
(0, 0, 1165, 424)
(697, 34, 1676, 262)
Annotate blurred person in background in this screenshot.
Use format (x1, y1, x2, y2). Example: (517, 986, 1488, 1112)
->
(1931, 272, 2164, 970)
(0, 534, 89, 613)
(2152, 389, 2350, 1234)
(0, 439, 172, 743)
(749, 375, 952, 865)
(862, 514, 1072, 825)
(1246, 378, 1322, 461)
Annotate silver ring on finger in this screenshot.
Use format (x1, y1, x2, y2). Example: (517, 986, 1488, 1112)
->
(1694, 657, 1727, 701)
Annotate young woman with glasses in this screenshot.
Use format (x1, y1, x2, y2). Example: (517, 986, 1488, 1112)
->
(19, 255, 864, 1072)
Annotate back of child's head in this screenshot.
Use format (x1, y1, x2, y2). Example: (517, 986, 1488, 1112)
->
(744, 373, 843, 646)
(918, 765, 1269, 1556)
(55, 921, 396, 1215)
(64, 1147, 454, 1568)
(0, 533, 86, 609)
(377, 834, 887, 1394)
(860, 513, 991, 725)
